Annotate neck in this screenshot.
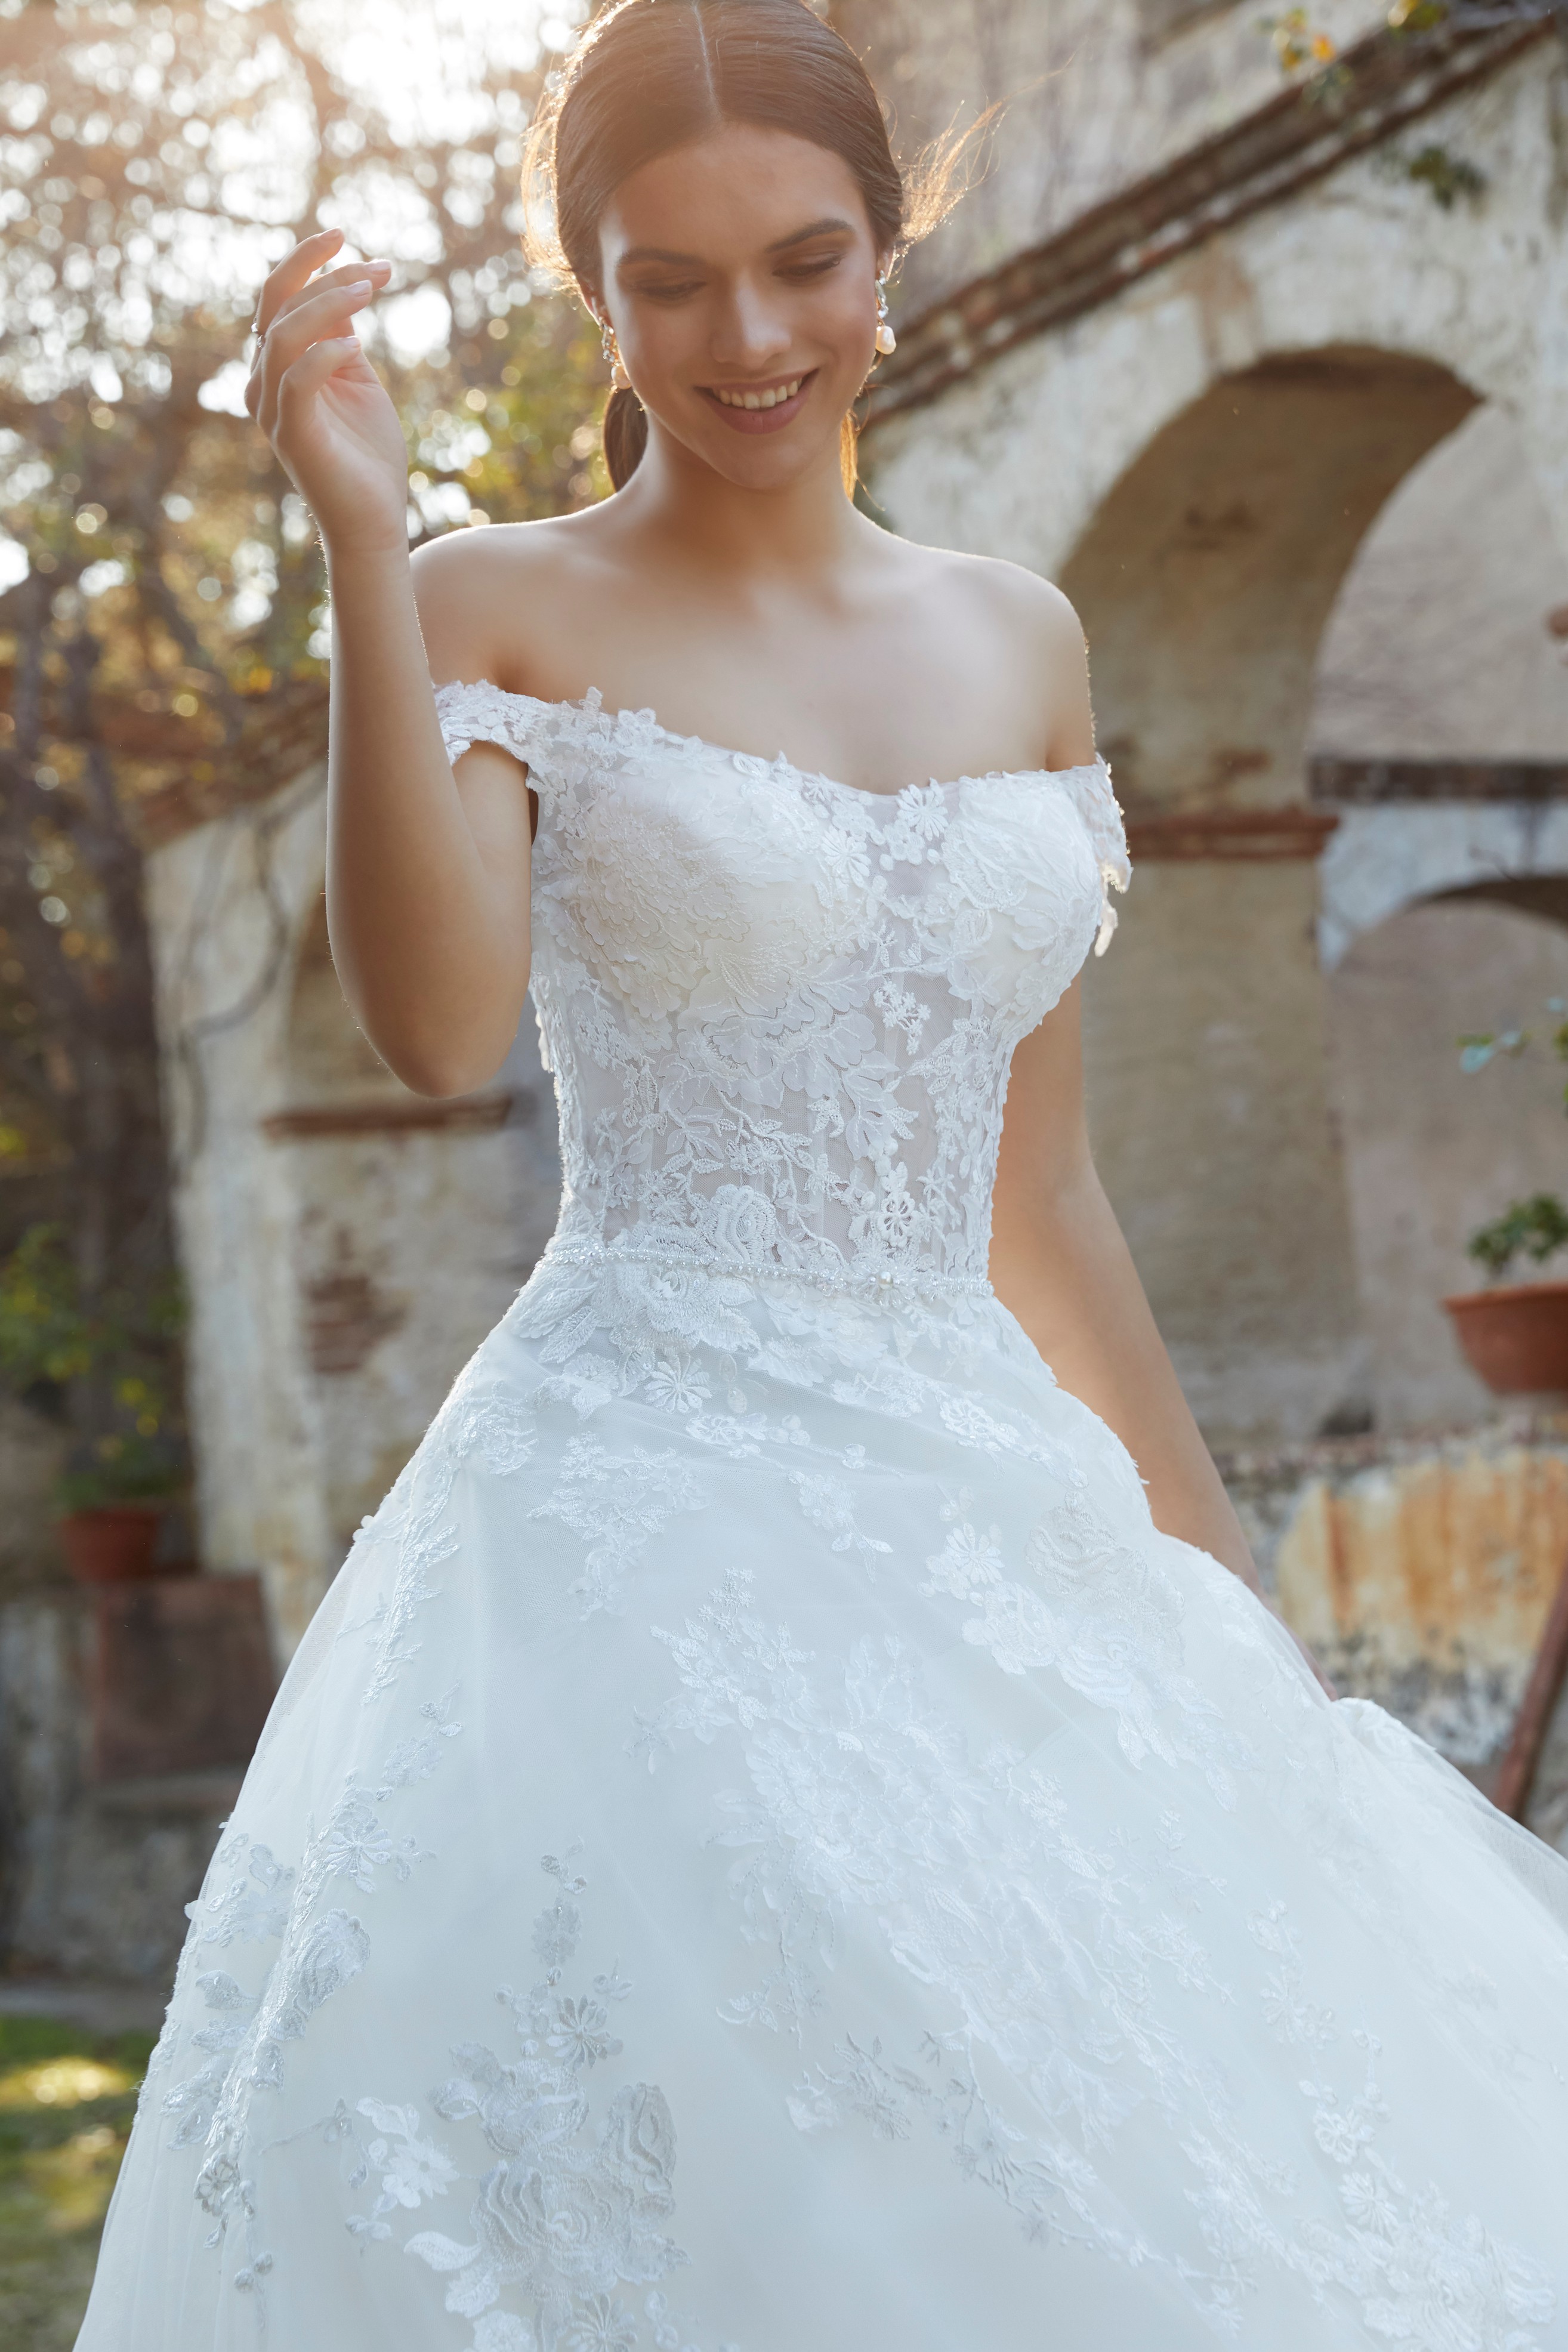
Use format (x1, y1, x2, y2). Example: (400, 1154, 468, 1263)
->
(606, 410, 873, 579)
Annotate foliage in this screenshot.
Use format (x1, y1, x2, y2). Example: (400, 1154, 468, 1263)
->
(0, 2014, 153, 2351)
(0, 1220, 184, 1505)
(1260, 8, 1342, 75)
(1466, 1193, 1568, 1280)
(0, 1, 607, 1503)
(1261, 1, 1560, 91)
(1381, 141, 1489, 206)
(1458, 1001, 1568, 1279)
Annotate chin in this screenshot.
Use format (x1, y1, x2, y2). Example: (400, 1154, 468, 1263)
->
(698, 430, 841, 490)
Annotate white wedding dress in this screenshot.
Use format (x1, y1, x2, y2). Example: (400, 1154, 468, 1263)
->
(81, 684, 1568, 2352)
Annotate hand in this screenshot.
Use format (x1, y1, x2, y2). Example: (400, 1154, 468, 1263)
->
(246, 227, 408, 562)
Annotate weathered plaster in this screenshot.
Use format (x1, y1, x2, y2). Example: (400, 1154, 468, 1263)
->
(147, 776, 561, 1656)
(865, 44, 1568, 1442)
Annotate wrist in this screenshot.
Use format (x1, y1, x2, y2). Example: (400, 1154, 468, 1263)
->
(324, 532, 413, 590)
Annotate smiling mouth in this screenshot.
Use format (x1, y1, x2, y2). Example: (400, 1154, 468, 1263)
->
(698, 369, 817, 431)
(707, 373, 807, 410)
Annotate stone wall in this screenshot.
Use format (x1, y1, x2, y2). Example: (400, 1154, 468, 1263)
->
(0, 1593, 248, 1983)
(835, 0, 1394, 314)
(146, 771, 561, 1657)
(863, 39, 1568, 1443)
(1230, 1414, 1568, 1811)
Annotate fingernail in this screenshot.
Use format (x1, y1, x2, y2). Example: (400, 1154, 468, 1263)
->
(345, 280, 372, 295)
(366, 258, 393, 271)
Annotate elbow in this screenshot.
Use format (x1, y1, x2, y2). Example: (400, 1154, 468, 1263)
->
(365, 1003, 524, 1101)
(388, 1041, 507, 1101)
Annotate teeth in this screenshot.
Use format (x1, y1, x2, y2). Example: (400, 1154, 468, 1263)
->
(714, 378, 802, 409)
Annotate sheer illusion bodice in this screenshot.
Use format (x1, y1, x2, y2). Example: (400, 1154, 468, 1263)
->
(434, 681, 1129, 1296)
(77, 686, 1568, 2352)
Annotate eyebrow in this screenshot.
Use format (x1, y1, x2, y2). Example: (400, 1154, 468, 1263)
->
(616, 216, 857, 269)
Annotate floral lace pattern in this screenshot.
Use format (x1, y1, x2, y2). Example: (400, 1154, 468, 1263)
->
(79, 680, 1568, 2351)
(433, 683, 1128, 1298)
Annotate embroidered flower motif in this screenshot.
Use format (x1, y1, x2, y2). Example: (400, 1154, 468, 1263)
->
(530, 1437, 706, 1616)
(400, 1858, 689, 2336)
(431, 679, 1123, 1302)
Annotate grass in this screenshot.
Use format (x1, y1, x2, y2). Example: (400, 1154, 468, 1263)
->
(0, 2014, 155, 2350)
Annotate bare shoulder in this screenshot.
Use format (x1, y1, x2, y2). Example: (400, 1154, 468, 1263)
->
(887, 538, 1094, 766)
(946, 547, 1085, 662)
(410, 512, 599, 684)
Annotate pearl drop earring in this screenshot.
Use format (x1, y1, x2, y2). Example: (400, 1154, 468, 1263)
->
(598, 311, 630, 390)
(874, 277, 897, 357)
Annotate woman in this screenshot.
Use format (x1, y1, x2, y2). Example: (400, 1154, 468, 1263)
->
(79, 2, 1568, 2346)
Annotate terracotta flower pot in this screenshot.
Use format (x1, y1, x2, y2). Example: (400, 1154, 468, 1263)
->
(57, 1503, 165, 1585)
(1443, 1279, 1568, 1395)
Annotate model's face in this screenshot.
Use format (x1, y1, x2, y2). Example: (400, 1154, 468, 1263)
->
(592, 122, 887, 490)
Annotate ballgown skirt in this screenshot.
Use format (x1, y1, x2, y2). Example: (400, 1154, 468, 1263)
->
(78, 1247, 1568, 2350)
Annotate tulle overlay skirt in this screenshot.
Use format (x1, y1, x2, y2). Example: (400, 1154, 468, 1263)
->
(79, 1245, 1568, 2351)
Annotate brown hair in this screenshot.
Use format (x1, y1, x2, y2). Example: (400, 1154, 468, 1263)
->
(522, 0, 975, 492)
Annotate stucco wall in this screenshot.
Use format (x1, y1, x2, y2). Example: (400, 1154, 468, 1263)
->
(835, 0, 1393, 314)
(146, 777, 561, 1656)
(863, 43, 1568, 1443)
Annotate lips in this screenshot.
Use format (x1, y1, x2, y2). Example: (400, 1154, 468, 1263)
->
(699, 369, 817, 435)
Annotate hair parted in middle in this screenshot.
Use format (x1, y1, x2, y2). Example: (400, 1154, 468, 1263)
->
(520, 0, 986, 492)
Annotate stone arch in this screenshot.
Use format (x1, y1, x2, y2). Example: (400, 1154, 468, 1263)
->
(1060, 349, 1483, 1447)
(1058, 347, 1477, 813)
(1320, 807, 1568, 969)
(857, 31, 1568, 1446)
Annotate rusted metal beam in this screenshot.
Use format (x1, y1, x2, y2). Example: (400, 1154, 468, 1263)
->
(260, 1089, 519, 1141)
(1311, 755, 1568, 802)
(1493, 1551, 1568, 1820)
(1126, 807, 1340, 860)
(860, 15, 1551, 434)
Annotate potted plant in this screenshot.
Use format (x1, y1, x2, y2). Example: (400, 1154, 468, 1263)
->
(1444, 1007, 1568, 1394)
(0, 1221, 187, 1582)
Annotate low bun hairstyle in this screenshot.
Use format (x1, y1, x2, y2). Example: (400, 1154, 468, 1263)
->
(522, 0, 974, 492)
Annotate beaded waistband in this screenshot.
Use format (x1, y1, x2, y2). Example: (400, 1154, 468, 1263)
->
(538, 1234, 995, 1307)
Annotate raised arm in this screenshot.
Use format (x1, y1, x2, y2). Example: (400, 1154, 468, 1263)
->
(247, 229, 535, 1097)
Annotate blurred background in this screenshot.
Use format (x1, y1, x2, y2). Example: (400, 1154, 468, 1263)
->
(2, 0, 1568, 2337)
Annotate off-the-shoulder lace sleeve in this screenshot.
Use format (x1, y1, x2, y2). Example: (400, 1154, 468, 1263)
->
(433, 678, 541, 774)
(1057, 756, 1131, 955)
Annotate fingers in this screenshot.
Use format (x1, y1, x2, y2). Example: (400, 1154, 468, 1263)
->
(249, 276, 381, 431)
(260, 255, 393, 350)
(252, 226, 344, 343)
(275, 334, 367, 425)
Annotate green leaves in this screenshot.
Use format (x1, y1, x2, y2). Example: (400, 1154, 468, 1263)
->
(0, 1221, 186, 1506)
(1467, 1194, 1568, 1282)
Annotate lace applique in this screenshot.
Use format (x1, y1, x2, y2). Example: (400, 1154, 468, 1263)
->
(923, 1484, 1246, 1790)
(638, 1566, 1555, 2338)
(1244, 1906, 1557, 2345)
(158, 1688, 465, 2305)
(529, 1437, 707, 1616)
(790, 1469, 892, 1568)
(353, 1373, 540, 1700)
(345, 1852, 697, 2352)
(433, 680, 1127, 1301)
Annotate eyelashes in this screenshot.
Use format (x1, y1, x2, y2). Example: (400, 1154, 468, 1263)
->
(626, 255, 845, 304)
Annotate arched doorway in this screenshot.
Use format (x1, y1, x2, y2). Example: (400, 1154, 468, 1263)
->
(1066, 349, 1480, 1444)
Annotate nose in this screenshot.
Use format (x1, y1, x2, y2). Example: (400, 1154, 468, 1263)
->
(708, 273, 792, 373)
